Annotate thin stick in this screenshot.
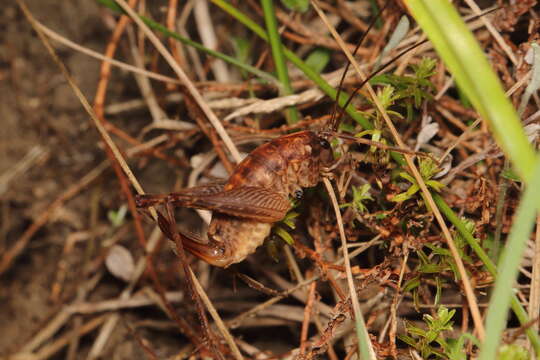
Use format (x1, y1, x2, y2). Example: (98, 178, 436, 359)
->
(312, 0, 486, 340)
(190, 267, 245, 360)
(529, 215, 540, 349)
(299, 281, 317, 356)
(34, 20, 180, 85)
(0, 161, 109, 276)
(463, 0, 517, 65)
(194, 0, 230, 82)
(322, 177, 377, 360)
(31, 315, 108, 360)
(165, 202, 227, 359)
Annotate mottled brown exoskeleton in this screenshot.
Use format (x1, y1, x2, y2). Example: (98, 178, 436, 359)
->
(135, 130, 335, 267)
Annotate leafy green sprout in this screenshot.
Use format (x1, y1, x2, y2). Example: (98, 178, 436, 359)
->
(370, 58, 437, 121)
(107, 205, 128, 228)
(340, 184, 373, 214)
(267, 208, 300, 262)
(392, 157, 445, 203)
(497, 344, 530, 360)
(403, 247, 447, 310)
(403, 225, 477, 311)
(273, 210, 300, 246)
(399, 306, 460, 359)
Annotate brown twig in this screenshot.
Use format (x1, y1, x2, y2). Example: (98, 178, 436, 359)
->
(0, 161, 109, 276)
(299, 281, 317, 356)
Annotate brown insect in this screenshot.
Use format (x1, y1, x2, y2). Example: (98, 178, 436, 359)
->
(135, 130, 334, 267)
(135, 3, 429, 268)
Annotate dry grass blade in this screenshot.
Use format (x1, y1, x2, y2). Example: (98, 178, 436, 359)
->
(311, 0, 485, 340)
(322, 177, 376, 360)
(34, 20, 181, 85)
(114, 0, 242, 163)
(529, 215, 540, 336)
(0, 161, 109, 276)
(462, 0, 517, 65)
(190, 267, 244, 360)
(17, 2, 146, 198)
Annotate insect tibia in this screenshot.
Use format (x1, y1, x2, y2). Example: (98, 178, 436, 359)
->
(156, 210, 229, 267)
(135, 193, 168, 208)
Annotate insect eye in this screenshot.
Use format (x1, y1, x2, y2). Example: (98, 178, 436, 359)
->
(319, 138, 330, 149)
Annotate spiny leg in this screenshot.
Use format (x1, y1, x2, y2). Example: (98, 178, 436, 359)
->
(164, 200, 224, 359)
(155, 210, 229, 267)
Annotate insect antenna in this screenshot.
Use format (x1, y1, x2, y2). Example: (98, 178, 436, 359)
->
(330, 4, 503, 134)
(329, 0, 391, 133)
(333, 39, 429, 132)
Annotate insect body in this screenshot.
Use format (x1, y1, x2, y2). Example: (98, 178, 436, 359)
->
(135, 130, 334, 267)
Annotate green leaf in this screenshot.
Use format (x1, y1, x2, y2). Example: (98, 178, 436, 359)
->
(426, 179, 445, 192)
(403, 276, 421, 292)
(498, 344, 530, 360)
(446, 333, 479, 360)
(418, 263, 447, 273)
(96, 0, 122, 12)
(304, 48, 331, 73)
(107, 205, 127, 227)
(479, 158, 540, 360)
(281, 211, 299, 229)
(398, 172, 416, 183)
(391, 192, 412, 203)
(501, 168, 521, 182)
(274, 226, 295, 245)
(280, 0, 309, 12)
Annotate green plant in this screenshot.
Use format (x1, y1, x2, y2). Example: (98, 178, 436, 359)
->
(371, 58, 436, 120)
(392, 157, 445, 203)
(399, 306, 463, 359)
(272, 210, 300, 246)
(340, 184, 373, 215)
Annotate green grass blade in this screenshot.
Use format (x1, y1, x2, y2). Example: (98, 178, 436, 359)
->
(96, 0, 277, 84)
(478, 158, 540, 360)
(210, 0, 372, 129)
(404, 0, 537, 183)
(261, 0, 299, 124)
(434, 194, 540, 352)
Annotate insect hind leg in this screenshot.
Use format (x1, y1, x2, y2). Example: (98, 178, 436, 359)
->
(162, 199, 223, 358)
(135, 193, 168, 208)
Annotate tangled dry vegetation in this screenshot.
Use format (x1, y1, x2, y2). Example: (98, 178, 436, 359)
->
(1, 0, 539, 359)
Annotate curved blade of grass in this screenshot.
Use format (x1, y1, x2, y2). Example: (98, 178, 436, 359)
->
(518, 43, 540, 116)
(374, 15, 409, 70)
(96, 0, 277, 85)
(434, 193, 540, 353)
(323, 178, 376, 360)
(403, 0, 537, 184)
(210, 0, 373, 130)
(261, 0, 299, 124)
(478, 158, 540, 360)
